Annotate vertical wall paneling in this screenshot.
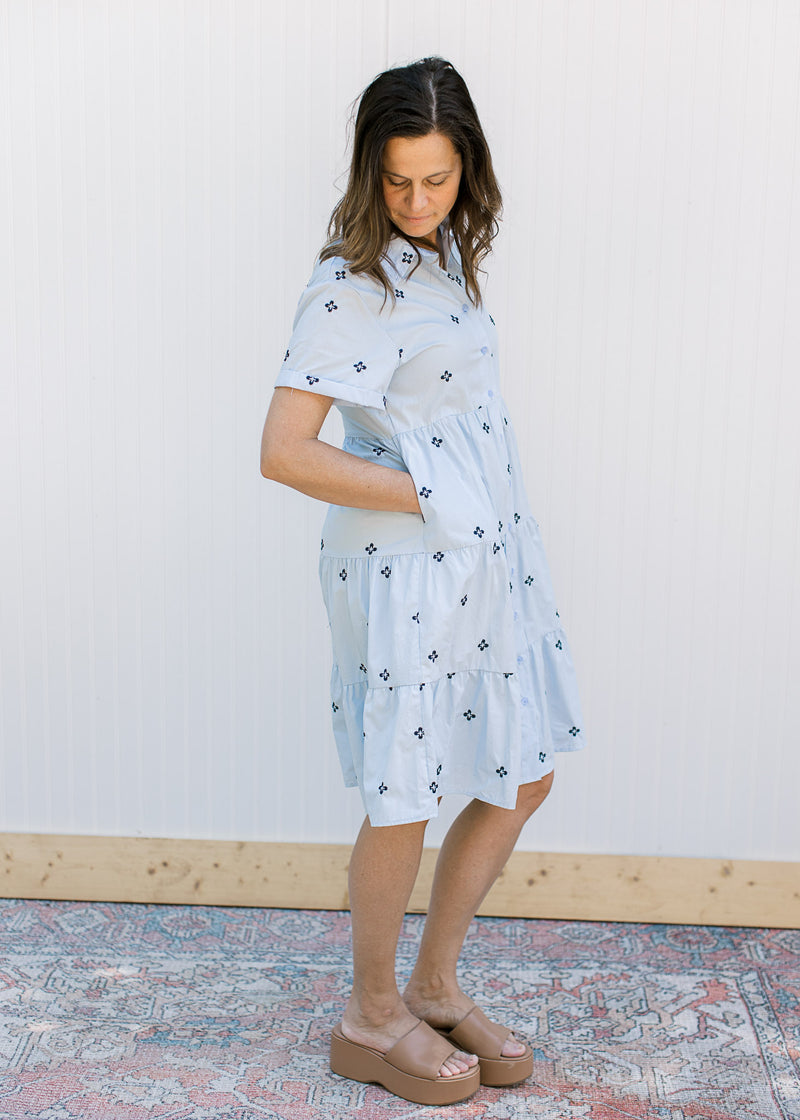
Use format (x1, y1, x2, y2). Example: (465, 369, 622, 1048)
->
(1, 0, 798, 861)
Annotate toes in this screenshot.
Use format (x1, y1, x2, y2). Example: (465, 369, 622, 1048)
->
(440, 1051, 477, 1077)
(501, 1034, 527, 1058)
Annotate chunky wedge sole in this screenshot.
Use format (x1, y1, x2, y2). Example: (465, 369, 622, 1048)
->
(470, 1047, 533, 1087)
(434, 1005, 534, 1087)
(330, 1022, 480, 1105)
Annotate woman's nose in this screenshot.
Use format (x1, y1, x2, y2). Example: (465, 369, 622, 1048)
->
(407, 184, 428, 213)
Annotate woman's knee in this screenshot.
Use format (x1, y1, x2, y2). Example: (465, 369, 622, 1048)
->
(515, 770, 554, 817)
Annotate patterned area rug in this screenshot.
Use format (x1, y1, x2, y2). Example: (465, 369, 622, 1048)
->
(0, 900, 797, 1119)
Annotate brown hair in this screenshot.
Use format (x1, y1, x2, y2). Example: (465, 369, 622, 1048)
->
(319, 57, 502, 307)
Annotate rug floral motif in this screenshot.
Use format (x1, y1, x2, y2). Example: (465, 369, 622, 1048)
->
(0, 900, 797, 1119)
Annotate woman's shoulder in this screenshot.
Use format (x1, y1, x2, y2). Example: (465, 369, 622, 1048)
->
(307, 249, 349, 285)
(291, 251, 392, 336)
(306, 248, 396, 310)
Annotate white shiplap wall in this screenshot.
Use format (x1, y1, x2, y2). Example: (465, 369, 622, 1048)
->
(1, 0, 798, 860)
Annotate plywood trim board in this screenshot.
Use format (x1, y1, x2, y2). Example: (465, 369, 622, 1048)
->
(1, 834, 798, 928)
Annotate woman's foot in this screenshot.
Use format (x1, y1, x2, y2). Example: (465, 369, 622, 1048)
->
(403, 978, 527, 1059)
(341, 994, 478, 1077)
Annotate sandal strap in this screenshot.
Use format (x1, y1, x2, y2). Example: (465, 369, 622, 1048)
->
(447, 1006, 511, 1059)
(385, 1020, 458, 1079)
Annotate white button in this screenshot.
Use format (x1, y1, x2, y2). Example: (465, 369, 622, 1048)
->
(488, 389, 494, 398)
(462, 303, 469, 313)
(481, 345, 489, 355)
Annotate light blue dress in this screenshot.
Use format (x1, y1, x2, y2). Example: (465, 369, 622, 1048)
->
(276, 228, 586, 827)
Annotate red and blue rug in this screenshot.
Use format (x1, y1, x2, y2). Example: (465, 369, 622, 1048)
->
(0, 900, 797, 1118)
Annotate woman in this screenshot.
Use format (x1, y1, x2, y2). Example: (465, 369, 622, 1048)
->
(261, 57, 585, 1107)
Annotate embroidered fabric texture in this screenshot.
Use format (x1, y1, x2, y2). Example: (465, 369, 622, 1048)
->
(276, 229, 586, 826)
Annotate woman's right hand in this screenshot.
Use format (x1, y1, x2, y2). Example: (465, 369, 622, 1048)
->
(260, 387, 422, 515)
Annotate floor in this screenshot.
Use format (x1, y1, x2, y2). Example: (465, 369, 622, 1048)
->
(0, 899, 798, 1119)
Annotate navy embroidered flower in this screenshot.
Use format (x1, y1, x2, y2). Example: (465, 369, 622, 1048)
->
(331, 701, 339, 712)
(496, 766, 508, 777)
(463, 709, 476, 721)
(492, 543, 500, 554)
(381, 565, 392, 578)
(353, 360, 367, 373)
(478, 639, 489, 651)
(433, 551, 444, 561)
(335, 269, 346, 279)
(441, 370, 452, 381)
(461, 595, 468, 605)
(473, 526, 484, 538)
(428, 650, 438, 662)
(419, 486, 431, 498)
(431, 436, 443, 447)
(482, 422, 490, 433)
(378, 782, 388, 794)
(339, 569, 347, 581)
(325, 300, 338, 312)
(429, 781, 438, 793)
(395, 288, 405, 299)
(412, 612, 420, 623)
(569, 726, 580, 737)
(414, 727, 424, 739)
(306, 375, 319, 385)
(539, 751, 547, 762)
(451, 314, 459, 323)
(284, 349, 290, 361)
(372, 447, 384, 456)
(514, 512, 521, 523)
(365, 542, 377, 554)
(555, 639, 563, 650)
(379, 669, 390, 681)
(525, 575, 534, 585)
(359, 663, 367, 674)
(401, 250, 413, 264)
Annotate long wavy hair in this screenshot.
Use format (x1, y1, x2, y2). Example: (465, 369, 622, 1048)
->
(319, 57, 502, 307)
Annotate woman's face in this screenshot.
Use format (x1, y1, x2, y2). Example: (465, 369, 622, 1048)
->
(381, 132, 462, 249)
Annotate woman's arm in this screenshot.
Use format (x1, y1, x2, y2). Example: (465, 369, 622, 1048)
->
(260, 386, 422, 515)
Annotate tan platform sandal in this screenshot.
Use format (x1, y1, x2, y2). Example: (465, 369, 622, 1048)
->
(434, 1005, 534, 1087)
(329, 1019, 481, 1105)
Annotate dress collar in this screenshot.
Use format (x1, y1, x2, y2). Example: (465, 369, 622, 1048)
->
(383, 223, 460, 280)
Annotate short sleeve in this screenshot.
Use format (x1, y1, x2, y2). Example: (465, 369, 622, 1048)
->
(276, 266, 399, 411)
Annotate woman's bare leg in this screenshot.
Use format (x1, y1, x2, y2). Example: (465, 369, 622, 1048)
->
(403, 773, 554, 1057)
(341, 814, 478, 1077)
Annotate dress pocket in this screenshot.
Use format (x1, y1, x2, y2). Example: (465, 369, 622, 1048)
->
(395, 424, 497, 551)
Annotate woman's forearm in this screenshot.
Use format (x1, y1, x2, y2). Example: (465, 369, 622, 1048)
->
(262, 435, 422, 515)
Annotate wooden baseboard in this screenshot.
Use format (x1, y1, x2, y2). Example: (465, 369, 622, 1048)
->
(1, 833, 798, 927)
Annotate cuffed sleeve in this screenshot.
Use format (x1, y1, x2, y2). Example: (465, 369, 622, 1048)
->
(276, 264, 398, 410)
